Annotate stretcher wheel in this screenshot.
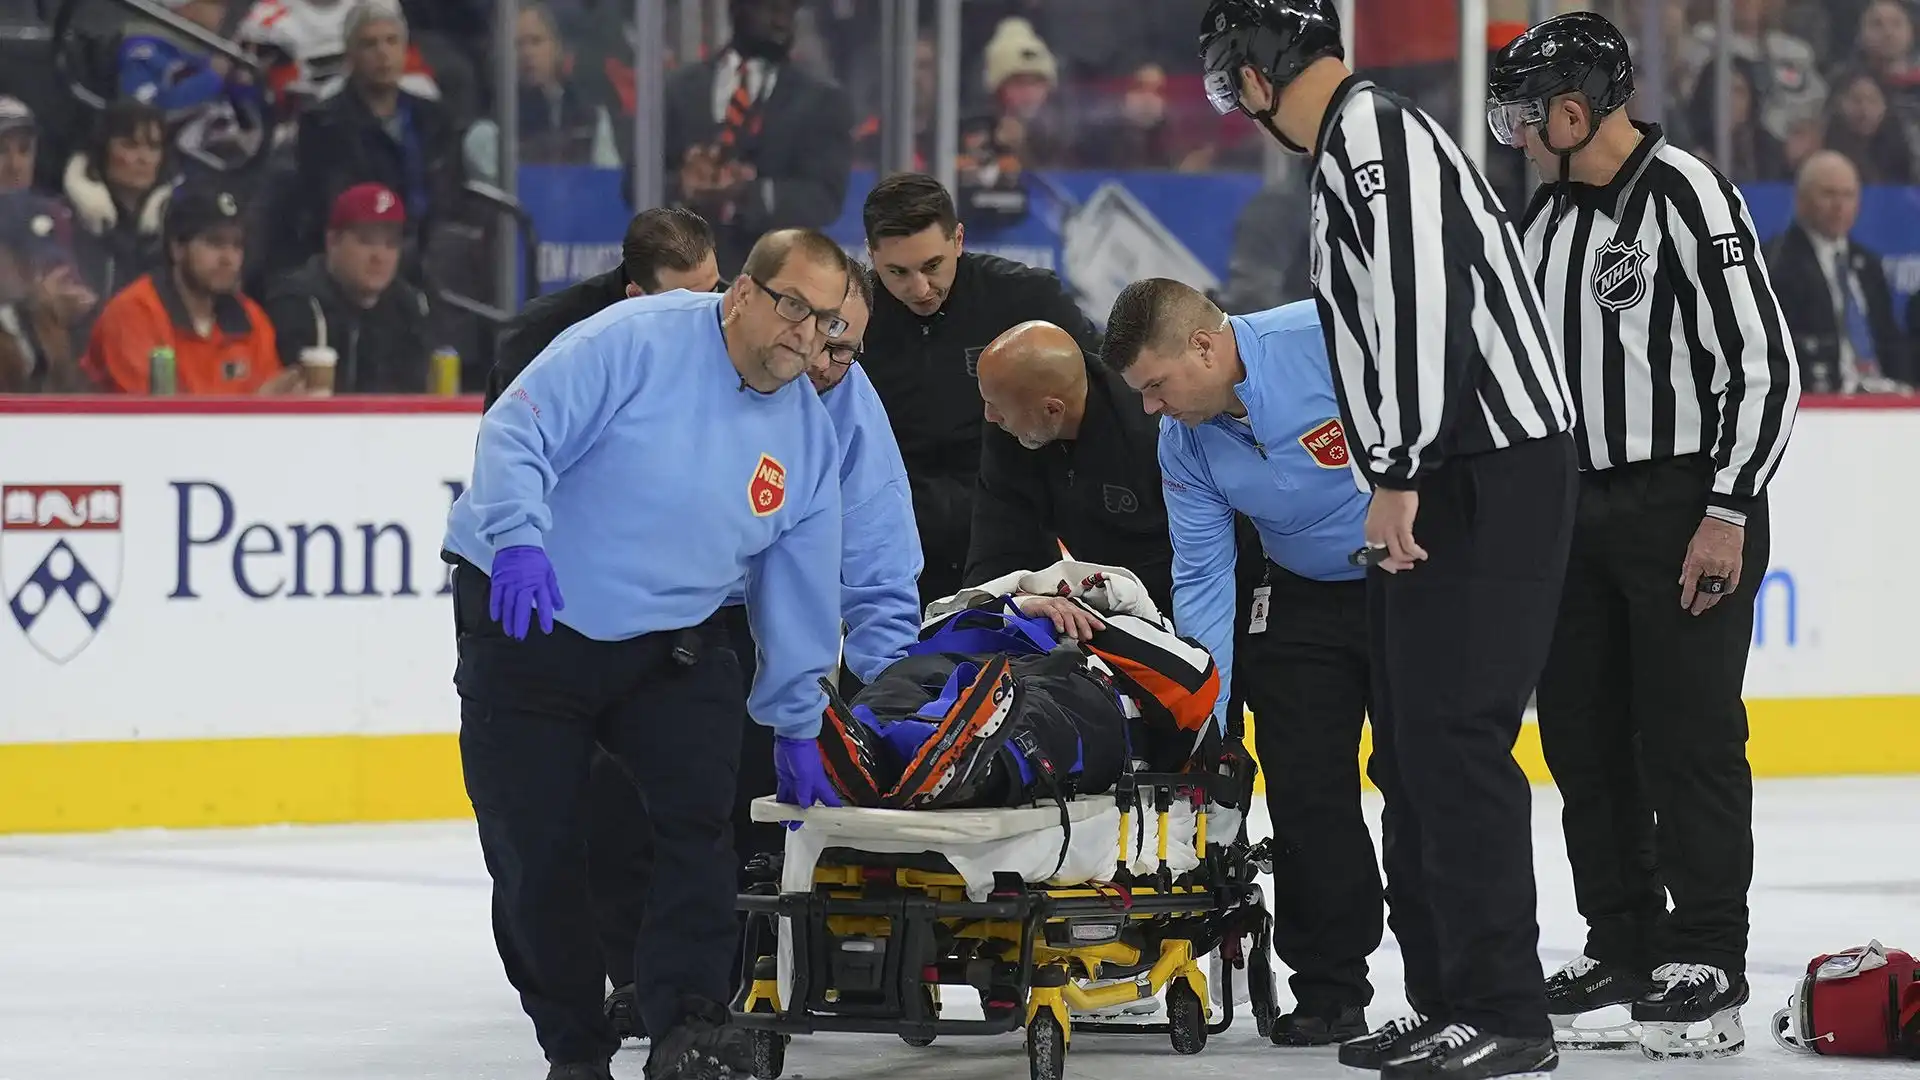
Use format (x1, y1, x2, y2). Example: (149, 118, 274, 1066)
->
(1168, 980, 1207, 1055)
(748, 1000, 785, 1079)
(901, 987, 939, 1046)
(1026, 1010, 1066, 1080)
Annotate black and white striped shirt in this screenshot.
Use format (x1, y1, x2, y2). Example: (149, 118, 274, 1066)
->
(1307, 77, 1574, 491)
(1518, 124, 1800, 521)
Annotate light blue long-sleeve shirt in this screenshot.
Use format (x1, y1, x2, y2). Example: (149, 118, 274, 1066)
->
(1158, 300, 1371, 727)
(443, 291, 843, 739)
(724, 361, 923, 684)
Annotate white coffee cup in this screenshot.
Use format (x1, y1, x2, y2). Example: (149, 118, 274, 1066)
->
(300, 345, 338, 396)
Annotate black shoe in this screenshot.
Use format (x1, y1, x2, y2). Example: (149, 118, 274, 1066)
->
(1272, 1005, 1369, 1046)
(546, 1064, 614, 1080)
(1633, 964, 1749, 1059)
(1339, 1013, 1441, 1069)
(1380, 1025, 1557, 1078)
(644, 996, 755, 1080)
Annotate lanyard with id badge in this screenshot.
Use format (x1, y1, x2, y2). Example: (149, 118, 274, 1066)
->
(1248, 564, 1272, 635)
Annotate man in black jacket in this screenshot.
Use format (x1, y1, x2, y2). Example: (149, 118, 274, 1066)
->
(967, 319, 1173, 612)
(263, 183, 434, 393)
(860, 173, 1101, 606)
(484, 206, 719, 408)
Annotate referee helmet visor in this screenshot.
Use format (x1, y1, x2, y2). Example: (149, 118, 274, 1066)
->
(1486, 99, 1545, 148)
(1198, 0, 1344, 115)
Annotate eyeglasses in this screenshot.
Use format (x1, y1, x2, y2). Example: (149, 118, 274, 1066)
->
(751, 276, 849, 338)
(823, 341, 862, 368)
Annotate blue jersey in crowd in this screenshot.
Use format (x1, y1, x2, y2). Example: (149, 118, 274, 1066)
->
(724, 361, 923, 685)
(1157, 300, 1371, 726)
(443, 291, 843, 739)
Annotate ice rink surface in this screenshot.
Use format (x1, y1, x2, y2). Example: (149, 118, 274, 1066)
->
(3, 776, 1917, 1080)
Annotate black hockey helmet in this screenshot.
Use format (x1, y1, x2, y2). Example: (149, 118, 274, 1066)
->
(1487, 10, 1635, 151)
(1198, 0, 1343, 153)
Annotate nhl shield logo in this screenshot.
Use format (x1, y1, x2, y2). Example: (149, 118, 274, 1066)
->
(1591, 239, 1650, 312)
(2, 484, 123, 663)
(748, 454, 787, 516)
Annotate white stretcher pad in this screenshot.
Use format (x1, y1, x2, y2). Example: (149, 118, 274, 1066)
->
(751, 795, 1245, 902)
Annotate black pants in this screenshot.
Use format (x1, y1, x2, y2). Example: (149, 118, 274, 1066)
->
(1364, 433, 1576, 1039)
(1243, 564, 1381, 1015)
(452, 561, 746, 1066)
(586, 604, 782, 993)
(1535, 455, 1762, 976)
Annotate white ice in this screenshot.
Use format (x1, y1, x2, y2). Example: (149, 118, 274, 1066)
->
(3, 776, 1918, 1080)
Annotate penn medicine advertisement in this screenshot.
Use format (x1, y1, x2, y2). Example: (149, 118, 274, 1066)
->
(1, 404, 1913, 831)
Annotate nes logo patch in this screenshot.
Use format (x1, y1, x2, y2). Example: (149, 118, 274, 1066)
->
(1591, 239, 1650, 311)
(1299, 419, 1350, 469)
(748, 454, 787, 516)
(2, 484, 122, 663)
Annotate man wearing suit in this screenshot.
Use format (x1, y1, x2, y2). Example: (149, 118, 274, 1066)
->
(661, 0, 854, 277)
(1765, 150, 1913, 391)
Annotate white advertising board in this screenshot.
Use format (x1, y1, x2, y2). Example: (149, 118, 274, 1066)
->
(0, 402, 1912, 748)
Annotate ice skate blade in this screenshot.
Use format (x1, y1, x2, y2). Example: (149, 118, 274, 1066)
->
(1550, 1009, 1640, 1050)
(1637, 1009, 1747, 1060)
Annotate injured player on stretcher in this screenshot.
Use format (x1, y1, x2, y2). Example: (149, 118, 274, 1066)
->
(807, 560, 1229, 814)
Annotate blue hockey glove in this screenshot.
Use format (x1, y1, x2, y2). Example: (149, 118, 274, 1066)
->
(488, 545, 564, 640)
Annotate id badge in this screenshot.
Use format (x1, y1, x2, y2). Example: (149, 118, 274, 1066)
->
(1248, 585, 1272, 635)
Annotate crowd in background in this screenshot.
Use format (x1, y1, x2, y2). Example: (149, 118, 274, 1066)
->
(0, 0, 1913, 395)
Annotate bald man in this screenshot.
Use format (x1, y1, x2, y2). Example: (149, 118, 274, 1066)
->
(1765, 150, 1913, 391)
(965, 319, 1175, 612)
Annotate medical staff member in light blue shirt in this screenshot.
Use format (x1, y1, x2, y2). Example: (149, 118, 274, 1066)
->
(442, 228, 851, 1080)
(1101, 279, 1383, 1049)
(587, 260, 927, 1039)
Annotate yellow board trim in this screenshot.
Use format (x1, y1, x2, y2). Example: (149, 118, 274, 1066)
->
(0, 696, 1914, 835)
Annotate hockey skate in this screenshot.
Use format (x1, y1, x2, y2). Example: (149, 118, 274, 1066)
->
(1634, 964, 1748, 1060)
(1339, 1013, 1438, 1069)
(1380, 1023, 1558, 1079)
(1545, 955, 1647, 1050)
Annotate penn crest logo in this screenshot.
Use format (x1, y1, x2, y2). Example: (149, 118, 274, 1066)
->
(3, 484, 122, 663)
(1591, 239, 1650, 312)
(748, 454, 787, 516)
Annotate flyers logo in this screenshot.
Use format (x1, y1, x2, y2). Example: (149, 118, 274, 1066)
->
(1299, 418, 1350, 469)
(748, 454, 786, 516)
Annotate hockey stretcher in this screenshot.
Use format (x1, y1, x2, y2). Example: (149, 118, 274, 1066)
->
(729, 770, 1279, 1080)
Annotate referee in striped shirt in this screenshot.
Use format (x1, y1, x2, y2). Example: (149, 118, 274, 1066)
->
(1199, 2, 1577, 1076)
(1488, 13, 1799, 1059)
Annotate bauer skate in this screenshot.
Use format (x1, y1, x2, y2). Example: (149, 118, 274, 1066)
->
(1634, 964, 1748, 1060)
(1380, 1024, 1558, 1079)
(1545, 955, 1648, 1050)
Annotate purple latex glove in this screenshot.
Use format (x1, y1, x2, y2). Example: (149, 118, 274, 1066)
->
(774, 735, 841, 829)
(488, 545, 564, 640)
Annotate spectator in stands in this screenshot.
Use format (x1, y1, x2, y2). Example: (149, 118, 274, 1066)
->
(1848, 0, 1920, 104)
(1823, 68, 1920, 184)
(283, 0, 462, 273)
(1683, 0, 1826, 158)
(0, 97, 35, 195)
(1077, 63, 1177, 169)
(661, 0, 853, 276)
(1766, 149, 1914, 392)
(1686, 58, 1793, 181)
(262, 182, 432, 393)
(981, 17, 1069, 169)
(463, 3, 620, 180)
(119, 0, 266, 171)
(63, 101, 175, 324)
(0, 193, 96, 392)
(238, 0, 441, 113)
(84, 184, 295, 394)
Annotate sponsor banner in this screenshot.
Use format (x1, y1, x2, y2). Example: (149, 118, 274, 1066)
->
(0, 411, 476, 744)
(0, 404, 1912, 750)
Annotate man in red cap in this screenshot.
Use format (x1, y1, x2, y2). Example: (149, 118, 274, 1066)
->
(262, 180, 436, 392)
